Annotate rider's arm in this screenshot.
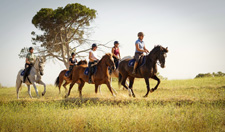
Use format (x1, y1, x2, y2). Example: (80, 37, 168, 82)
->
(26, 58, 30, 64)
(136, 43, 145, 52)
(144, 46, 149, 53)
(69, 58, 73, 66)
(118, 48, 121, 59)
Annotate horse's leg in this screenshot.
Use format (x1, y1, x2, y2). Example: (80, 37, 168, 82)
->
(95, 84, 100, 94)
(144, 77, 150, 97)
(58, 76, 64, 94)
(128, 77, 135, 97)
(32, 83, 39, 98)
(27, 85, 32, 98)
(65, 77, 79, 98)
(151, 75, 161, 92)
(121, 75, 132, 97)
(16, 80, 22, 99)
(106, 82, 116, 97)
(38, 80, 46, 96)
(110, 77, 118, 95)
(63, 81, 69, 93)
(78, 80, 85, 99)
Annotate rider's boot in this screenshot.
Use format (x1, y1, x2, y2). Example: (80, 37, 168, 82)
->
(132, 61, 138, 74)
(88, 70, 92, 84)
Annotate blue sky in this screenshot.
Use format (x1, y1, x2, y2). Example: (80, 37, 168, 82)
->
(0, 0, 225, 86)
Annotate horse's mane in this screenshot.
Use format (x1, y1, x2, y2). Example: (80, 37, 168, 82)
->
(97, 53, 112, 65)
(149, 45, 168, 55)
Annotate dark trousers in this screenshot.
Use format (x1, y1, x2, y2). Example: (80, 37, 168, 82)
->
(88, 61, 98, 82)
(113, 56, 119, 69)
(23, 63, 32, 82)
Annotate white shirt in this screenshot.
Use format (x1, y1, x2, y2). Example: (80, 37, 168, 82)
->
(89, 50, 99, 62)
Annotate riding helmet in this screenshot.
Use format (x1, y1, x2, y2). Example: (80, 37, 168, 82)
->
(137, 32, 144, 37)
(29, 47, 33, 51)
(92, 43, 97, 48)
(71, 52, 75, 56)
(114, 41, 119, 45)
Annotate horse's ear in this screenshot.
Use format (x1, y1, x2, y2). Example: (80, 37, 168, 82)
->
(165, 47, 168, 52)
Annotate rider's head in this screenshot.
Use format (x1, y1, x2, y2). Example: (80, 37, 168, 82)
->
(114, 41, 119, 47)
(138, 32, 144, 40)
(92, 43, 97, 51)
(29, 47, 34, 53)
(71, 52, 75, 58)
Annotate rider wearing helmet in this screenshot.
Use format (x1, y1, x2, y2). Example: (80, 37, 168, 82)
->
(133, 32, 149, 74)
(23, 47, 36, 82)
(112, 41, 121, 69)
(88, 43, 99, 83)
(68, 52, 77, 73)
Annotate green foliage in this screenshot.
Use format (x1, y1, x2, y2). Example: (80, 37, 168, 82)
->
(195, 71, 225, 78)
(0, 78, 224, 131)
(156, 72, 168, 80)
(19, 3, 97, 68)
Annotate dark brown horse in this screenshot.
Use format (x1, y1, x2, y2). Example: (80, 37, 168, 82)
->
(118, 45, 168, 97)
(55, 60, 87, 94)
(65, 53, 116, 98)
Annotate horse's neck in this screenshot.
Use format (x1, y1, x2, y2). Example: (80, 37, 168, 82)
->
(146, 52, 158, 72)
(97, 58, 108, 72)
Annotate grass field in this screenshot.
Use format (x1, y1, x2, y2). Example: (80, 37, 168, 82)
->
(0, 77, 225, 132)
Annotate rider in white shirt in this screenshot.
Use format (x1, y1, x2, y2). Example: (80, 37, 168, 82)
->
(88, 44, 99, 83)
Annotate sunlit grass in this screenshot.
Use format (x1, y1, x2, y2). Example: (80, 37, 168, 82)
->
(0, 77, 224, 131)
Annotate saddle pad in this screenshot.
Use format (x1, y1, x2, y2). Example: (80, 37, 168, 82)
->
(84, 67, 97, 75)
(128, 56, 146, 67)
(21, 70, 25, 76)
(84, 68, 89, 75)
(65, 71, 70, 77)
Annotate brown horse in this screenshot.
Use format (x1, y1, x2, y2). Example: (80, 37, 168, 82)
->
(118, 45, 168, 97)
(65, 53, 116, 98)
(55, 60, 87, 94)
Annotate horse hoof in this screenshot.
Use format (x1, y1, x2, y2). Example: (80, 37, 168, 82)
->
(143, 95, 148, 98)
(133, 94, 136, 98)
(42, 93, 45, 96)
(150, 89, 154, 93)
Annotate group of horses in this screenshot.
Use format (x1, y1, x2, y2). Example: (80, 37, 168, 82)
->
(16, 45, 168, 99)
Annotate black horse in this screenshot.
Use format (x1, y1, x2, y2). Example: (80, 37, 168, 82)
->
(118, 45, 168, 97)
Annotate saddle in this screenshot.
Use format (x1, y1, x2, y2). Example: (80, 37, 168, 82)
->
(65, 71, 71, 77)
(84, 64, 97, 76)
(128, 55, 146, 67)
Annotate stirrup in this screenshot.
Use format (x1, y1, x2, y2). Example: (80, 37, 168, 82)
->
(88, 79, 92, 84)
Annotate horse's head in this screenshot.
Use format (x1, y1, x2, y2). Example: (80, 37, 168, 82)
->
(158, 46, 168, 68)
(36, 57, 45, 76)
(102, 53, 115, 69)
(149, 45, 168, 68)
(77, 60, 87, 66)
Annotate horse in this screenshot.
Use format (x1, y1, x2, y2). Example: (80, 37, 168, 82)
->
(16, 57, 46, 99)
(118, 45, 168, 97)
(65, 53, 116, 99)
(55, 60, 87, 94)
(109, 56, 132, 89)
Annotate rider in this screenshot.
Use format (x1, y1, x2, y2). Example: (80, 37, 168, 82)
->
(68, 52, 77, 73)
(132, 32, 149, 74)
(23, 47, 36, 82)
(112, 41, 121, 69)
(88, 43, 99, 83)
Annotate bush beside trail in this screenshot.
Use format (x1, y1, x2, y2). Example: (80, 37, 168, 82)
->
(195, 71, 225, 78)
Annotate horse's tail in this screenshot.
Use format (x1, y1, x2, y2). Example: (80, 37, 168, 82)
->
(16, 70, 23, 91)
(118, 73, 122, 88)
(55, 76, 60, 87)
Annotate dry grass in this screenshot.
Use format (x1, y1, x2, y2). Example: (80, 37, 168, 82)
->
(0, 77, 224, 131)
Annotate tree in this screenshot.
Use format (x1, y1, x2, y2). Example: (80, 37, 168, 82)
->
(19, 3, 98, 69)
